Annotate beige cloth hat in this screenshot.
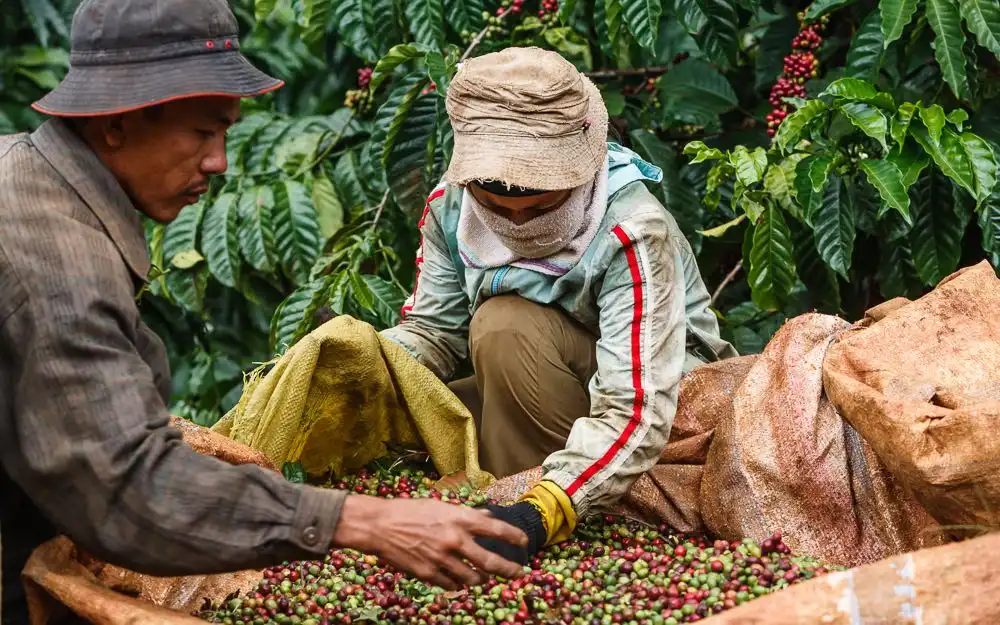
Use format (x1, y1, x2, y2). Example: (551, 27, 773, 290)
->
(443, 46, 609, 192)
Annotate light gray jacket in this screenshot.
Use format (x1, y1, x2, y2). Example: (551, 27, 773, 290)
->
(382, 143, 737, 517)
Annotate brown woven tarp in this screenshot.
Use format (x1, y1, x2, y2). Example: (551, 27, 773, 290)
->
(491, 262, 1000, 568)
(22, 418, 274, 624)
(701, 530, 1000, 625)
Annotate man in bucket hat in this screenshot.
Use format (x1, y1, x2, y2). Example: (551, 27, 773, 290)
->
(381, 47, 738, 563)
(0, 2, 527, 622)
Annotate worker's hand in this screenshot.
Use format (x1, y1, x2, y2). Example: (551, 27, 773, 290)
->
(332, 495, 528, 589)
(474, 502, 547, 565)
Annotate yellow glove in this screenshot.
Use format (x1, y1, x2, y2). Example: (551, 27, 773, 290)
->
(519, 480, 577, 546)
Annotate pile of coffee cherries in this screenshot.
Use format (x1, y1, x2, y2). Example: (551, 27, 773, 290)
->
(765, 16, 829, 137)
(198, 466, 838, 625)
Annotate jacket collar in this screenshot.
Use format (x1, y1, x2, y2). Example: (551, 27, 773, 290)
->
(30, 118, 150, 281)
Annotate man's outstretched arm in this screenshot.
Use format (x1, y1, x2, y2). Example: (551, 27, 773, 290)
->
(0, 227, 525, 586)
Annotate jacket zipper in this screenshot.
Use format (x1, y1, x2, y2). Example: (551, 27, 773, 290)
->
(491, 266, 511, 296)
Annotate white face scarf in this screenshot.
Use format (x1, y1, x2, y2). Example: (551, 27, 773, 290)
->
(456, 156, 610, 277)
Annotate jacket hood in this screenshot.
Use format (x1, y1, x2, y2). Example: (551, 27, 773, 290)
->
(606, 142, 663, 197)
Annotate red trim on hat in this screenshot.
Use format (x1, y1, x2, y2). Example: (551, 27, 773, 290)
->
(31, 81, 285, 117)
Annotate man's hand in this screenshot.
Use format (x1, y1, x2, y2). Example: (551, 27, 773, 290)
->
(474, 502, 547, 565)
(332, 495, 528, 589)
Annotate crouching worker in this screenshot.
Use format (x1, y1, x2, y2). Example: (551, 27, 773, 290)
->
(381, 47, 738, 564)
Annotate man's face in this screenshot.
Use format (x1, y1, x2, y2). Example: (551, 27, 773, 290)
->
(468, 185, 572, 226)
(97, 96, 240, 223)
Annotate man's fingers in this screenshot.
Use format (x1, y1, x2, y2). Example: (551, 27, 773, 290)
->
(459, 539, 525, 580)
(409, 561, 459, 591)
(467, 509, 530, 546)
(435, 553, 487, 588)
(427, 570, 463, 591)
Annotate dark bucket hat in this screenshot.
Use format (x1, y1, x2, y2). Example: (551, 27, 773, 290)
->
(32, 0, 282, 116)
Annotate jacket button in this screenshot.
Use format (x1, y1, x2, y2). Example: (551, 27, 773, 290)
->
(302, 526, 320, 546)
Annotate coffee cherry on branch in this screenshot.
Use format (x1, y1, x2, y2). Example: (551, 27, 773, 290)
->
(538, 0, 559, 24)
(476, 6, 515, 42)
(622, 76, 661, 96)
(765, 18, 827, 138)
(845, 138, 883, 162)
(343, 88, 373, 115)
(357, 67, 373, 89)
(501, 0, 525, 14)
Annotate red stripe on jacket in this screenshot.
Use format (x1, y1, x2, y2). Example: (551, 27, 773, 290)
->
(401, 188, 447, 319)
(565, 225, 646, 496)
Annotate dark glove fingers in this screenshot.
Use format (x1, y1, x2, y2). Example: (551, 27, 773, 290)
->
(474, 534, 531, 565)
(495, 502, 547, 554)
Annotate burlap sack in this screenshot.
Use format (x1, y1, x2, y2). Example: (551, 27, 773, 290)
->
(700, 313, 941, 567)
(701, 530, 1000, 624)
(215, 316, 492, 488)
(824, 261, 1000, 535)
(22, 418, 274, 624)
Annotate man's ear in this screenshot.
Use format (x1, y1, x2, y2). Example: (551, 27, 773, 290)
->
(95, 114, 128, 149)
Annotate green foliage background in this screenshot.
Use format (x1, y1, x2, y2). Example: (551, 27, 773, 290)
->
(2, 0, 998, 425)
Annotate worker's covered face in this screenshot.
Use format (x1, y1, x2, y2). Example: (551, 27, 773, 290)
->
(469, 183, 572, 226)
(89, 96, 240, 223)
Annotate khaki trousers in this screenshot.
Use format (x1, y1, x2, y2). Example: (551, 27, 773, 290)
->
(448, 295, 598, 479)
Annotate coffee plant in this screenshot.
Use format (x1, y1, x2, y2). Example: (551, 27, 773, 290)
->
(685, 78, 998, 310)
(0, 0, 77, 132)
(3, 0, 999, 423)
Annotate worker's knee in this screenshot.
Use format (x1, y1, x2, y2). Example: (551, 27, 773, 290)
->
(468, 295, 596, 392)
(469, 297, 594, 476)
(469, 295, 557, 355)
